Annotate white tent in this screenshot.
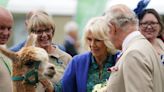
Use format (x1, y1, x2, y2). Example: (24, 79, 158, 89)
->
(7, 0, 77, 15)
(105, 0, 164, 15)
(7, 0, 164, 15)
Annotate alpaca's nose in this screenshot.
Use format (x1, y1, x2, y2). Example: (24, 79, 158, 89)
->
(48, 66, 55, 70)
(44, 65, 56, 78)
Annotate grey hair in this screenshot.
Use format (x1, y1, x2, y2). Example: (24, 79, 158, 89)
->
(64, 21, 78, 33)
(104, 4, 139, 31)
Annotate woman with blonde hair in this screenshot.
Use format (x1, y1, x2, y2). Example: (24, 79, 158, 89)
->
(61, 16, 118, 92)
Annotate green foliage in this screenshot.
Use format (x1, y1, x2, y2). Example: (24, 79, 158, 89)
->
(75, 0, 107, 36)
(0, 0, 9, 7)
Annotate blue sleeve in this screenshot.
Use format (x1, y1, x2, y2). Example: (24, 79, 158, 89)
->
(61, 58, 77, 92)
(57, 44, 66, 52)
(9, 40, 26, 52)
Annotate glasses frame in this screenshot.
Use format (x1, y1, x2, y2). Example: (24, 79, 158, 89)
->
(140, 21, 159, 28)
(31, 27, 53, 35)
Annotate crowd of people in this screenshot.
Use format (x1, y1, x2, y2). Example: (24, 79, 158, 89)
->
(0, 3, 164, 92)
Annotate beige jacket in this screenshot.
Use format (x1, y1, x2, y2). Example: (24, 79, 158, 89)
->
(0, 53, 13, 92)
(49, 46, 72, 84)
(107, 35, 164, 92)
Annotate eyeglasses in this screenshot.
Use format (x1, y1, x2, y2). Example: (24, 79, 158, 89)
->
(140, 21, 159, 28)
(32, 28, 52, 35)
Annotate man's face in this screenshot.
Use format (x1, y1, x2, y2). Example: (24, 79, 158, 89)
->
(69, 30, 78, 41)
(108, 24, 122, 50)
(0, 15, 13, 45)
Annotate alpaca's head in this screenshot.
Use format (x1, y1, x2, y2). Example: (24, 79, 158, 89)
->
(18, 46, 56, 79)
(0, 34, 55, 85)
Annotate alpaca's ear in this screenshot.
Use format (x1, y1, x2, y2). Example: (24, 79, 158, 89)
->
(0, 46, 18, 61)
(24, 33, 37, 47)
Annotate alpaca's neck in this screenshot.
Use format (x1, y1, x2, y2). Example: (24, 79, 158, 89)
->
(13, 81, 36, 92)
(12, 65, 37, 92)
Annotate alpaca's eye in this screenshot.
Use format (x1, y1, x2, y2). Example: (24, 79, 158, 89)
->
(24, 60, 41, 68)
(24, 61, 34, 68)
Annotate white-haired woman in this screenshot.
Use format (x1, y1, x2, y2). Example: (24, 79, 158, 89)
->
(61, 16, 118, 92)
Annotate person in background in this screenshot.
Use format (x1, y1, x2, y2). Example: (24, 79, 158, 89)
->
(104, 4, 164, 92)
(27, 11, 72, 91)
(158, 30, 164, 42)
(61, 16, 118, 92)
(10, 10, 48, 52)
(0, 6, 13, 92)
(60, 21, 80, 57)
(138, 8, 164, 56)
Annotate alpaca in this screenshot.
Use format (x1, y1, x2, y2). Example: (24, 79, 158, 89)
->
(0, 34, 55, 92)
